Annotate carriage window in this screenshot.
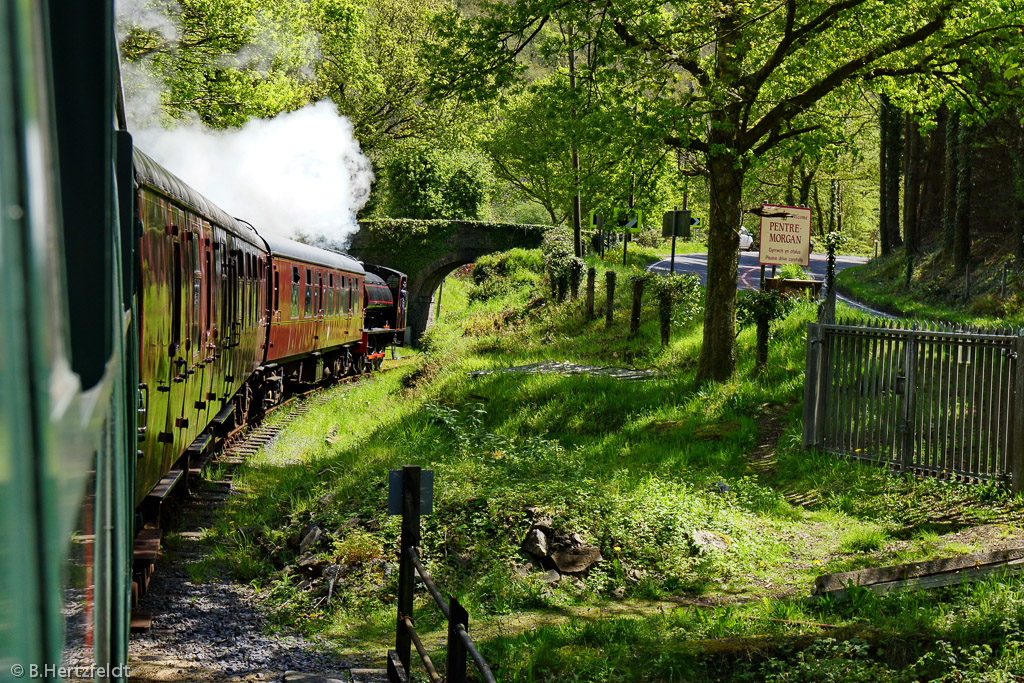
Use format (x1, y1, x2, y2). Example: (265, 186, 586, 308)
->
(319, 274, 325, 316)
(205, 250, 212, 333)
(172, 243, 181, 349)
(274, 271, 280, 313)
(304, 268, 313, 317)
(291, 266, 300, 319)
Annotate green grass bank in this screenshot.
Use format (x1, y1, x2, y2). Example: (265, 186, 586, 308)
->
(197, 243, 1024, 682)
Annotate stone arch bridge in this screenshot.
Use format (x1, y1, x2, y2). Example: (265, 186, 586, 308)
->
(349, 219, 550, 344)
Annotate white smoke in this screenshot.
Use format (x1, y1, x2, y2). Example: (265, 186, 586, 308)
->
(133, 102, 373, 243)
(116, 0, 372, 244)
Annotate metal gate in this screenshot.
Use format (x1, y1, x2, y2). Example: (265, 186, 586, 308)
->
(802, 320, 1024, 488)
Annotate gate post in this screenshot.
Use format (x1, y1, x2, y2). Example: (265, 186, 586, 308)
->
(802, 323, 822, 447)
(900, 330, 918, 473)
(1012, 335, 1024, 492)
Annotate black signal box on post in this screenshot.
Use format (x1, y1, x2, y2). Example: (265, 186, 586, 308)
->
(662, 210, 692, 239)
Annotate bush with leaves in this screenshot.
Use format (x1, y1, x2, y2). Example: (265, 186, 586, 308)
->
(647, 272, 704, 327)
(541, 229, 584, 300)
(384, 146, 493, 220)
(736, 288, 793, 330)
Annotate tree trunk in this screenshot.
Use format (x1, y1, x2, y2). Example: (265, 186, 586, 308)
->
(903, 115, 922, 256)
(942, 111, 960, 255)
(629, 277, 645, 337)
(881, 94, 903, 252)
(605, 270, 616, 327)
(879, 95, 889, 253)
(696, 13, 744, 383)
(697, 152, 744, 382)
(920, 106, 946, 241)
(1014, 114, 1024, 263)
(954, 122, 972, 270)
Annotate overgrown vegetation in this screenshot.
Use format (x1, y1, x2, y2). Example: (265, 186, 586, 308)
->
(837, 243, 1024, 326)
(189, 248, 1024, 681)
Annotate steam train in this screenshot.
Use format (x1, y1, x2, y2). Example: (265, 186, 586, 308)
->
(132, 148, 406, 509)
(0, 3, 403, 680)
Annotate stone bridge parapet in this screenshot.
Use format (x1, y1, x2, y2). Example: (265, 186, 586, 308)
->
(348, 219, 550, 344)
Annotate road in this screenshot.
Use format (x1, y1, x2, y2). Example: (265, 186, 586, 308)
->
(645, 251, 869, 291)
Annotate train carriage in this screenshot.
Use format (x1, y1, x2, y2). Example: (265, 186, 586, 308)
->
(133, 150, 269, 507)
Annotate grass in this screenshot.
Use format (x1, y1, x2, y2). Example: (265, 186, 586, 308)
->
(204, 246, 1024, 681)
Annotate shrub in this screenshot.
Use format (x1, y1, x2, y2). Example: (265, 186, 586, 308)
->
(541, 229, 585, 300)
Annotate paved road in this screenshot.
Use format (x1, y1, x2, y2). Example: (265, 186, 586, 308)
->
(646, 251, 869, 291)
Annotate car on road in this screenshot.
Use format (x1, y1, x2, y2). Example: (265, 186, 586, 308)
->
(739, 228, 754, 251)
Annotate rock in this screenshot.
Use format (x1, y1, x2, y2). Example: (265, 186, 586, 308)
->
(539, 569, 562, 585)
(299, 526, 322, 553)
(570, 532, 584, 546)
(533, 517, 554, 531)
(522, 528, 549, 558)
(708, 482, 731, 494)
(550, 545, 602, 574)
(691, 530, 731, 555)
(452, 552, 473, 569)
(613, 586, 625, 598)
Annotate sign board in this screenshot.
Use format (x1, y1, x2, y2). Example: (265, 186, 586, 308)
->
(662, 210, 691, 239)
(589, 210, 604, 231)
(691, 217, 702, 228)
(758, 204, 812, 267)
(387, 469, 433, 515)
(620, 209, 643, 234)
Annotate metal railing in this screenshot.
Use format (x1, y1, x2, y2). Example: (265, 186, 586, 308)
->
(388, 466, 496, 683)
(803, 319, 1024, 489)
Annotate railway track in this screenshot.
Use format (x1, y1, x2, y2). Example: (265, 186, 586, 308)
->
(131, 369, 387, 629)
(124, 371, 392, 681)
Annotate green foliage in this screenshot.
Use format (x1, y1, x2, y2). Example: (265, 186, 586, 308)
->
(383, 146, 493, 220)
(470, 248, 544, 301)
(646, 272, 704, 327)
(736, 289, 794, 330)
(541, 228, 585, 299)
(776, 263, 807, 281)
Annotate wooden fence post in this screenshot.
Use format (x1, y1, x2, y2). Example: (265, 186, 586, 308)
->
(658, 290, 671, 345)
(1012, 335, 1024, 492)
(586, 267, 596, 320)
(605, 271, 616, 328)
(446, 597, 469, 683)
(396, 466, 421, 674)
(629, 277, 645, 337)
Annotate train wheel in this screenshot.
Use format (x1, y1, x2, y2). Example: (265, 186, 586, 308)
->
(353, 354, 366, 375)
(372, 355, 384, 372)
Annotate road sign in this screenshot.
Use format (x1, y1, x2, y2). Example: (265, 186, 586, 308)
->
(388, 469, 433, 515)
(662, 210, 691, 238)
(691, 217, 702, 228)
(758, 204, 812, 267)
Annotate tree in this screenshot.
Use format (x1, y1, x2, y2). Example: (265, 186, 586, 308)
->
(313, 0, 468, 153)
(119, 0, 323, 127)
(435, 0, 1020, 381)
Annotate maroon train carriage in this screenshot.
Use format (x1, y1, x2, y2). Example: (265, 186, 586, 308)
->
(262, 232, 367, 387)
(134, 148, 269, 509)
